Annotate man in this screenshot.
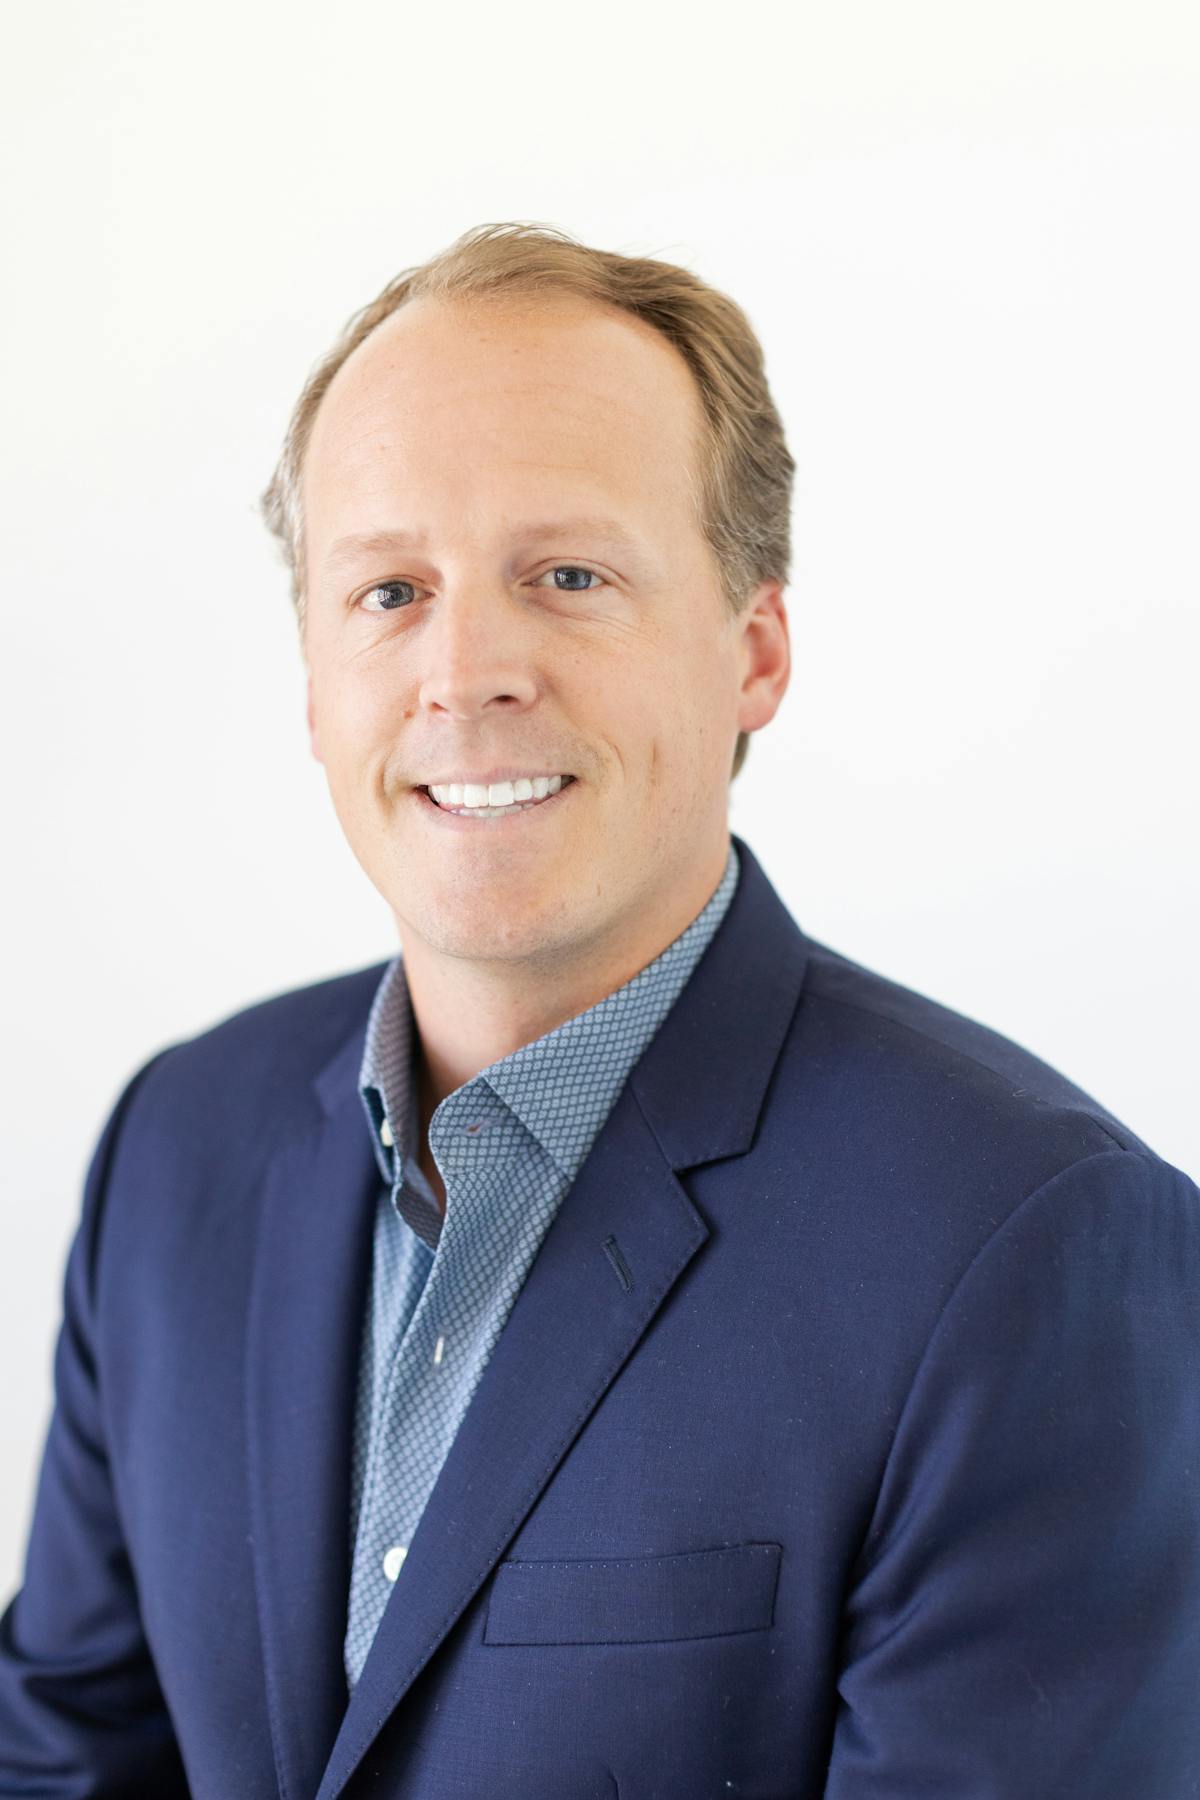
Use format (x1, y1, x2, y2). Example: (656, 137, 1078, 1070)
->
(1, 222, 1196, 1799)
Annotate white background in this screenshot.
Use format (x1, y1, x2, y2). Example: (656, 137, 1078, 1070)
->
(2, 0, 1196, 1594)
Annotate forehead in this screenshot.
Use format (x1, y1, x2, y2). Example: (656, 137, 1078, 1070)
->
(301, 292, 706, 556)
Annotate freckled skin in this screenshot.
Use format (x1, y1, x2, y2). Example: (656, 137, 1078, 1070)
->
(301, 290, 791, 1127)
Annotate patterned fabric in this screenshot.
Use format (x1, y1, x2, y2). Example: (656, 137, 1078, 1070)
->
(344, 839, 741, 1688)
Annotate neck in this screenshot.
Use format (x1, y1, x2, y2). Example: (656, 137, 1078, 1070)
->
(400, 838, 730, 1120)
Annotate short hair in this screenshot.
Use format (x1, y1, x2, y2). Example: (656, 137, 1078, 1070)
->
(259, 221, 794, 781)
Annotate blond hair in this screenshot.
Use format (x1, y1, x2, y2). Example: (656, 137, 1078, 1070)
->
(259, 221, 794, 780)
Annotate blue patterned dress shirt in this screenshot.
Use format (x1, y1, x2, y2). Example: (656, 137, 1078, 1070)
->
(344, 838, 741, 1689)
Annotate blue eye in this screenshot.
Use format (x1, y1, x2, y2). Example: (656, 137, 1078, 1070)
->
(536, 566, 604, 591)
(359, 580, 417, 612)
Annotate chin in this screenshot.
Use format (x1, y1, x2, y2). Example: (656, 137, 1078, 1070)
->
(439, 925, 573, 968)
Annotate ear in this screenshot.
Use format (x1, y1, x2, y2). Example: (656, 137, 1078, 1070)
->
(306, 672, 324, 765)
(735, 580, 791, 737)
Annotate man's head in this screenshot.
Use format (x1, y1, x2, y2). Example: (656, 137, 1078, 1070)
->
(260, 224, 792, 978)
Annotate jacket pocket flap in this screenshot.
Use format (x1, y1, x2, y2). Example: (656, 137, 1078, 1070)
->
(483, 1541, 782, 1646)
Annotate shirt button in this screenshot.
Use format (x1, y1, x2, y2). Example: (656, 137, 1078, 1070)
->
(379, 1117, 394, 1148)
(382, 1545, 407, 1581)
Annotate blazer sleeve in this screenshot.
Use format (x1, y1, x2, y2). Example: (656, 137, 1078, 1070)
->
(822, 1146, 1200, 1800)
(0, 1051, 191, 1798)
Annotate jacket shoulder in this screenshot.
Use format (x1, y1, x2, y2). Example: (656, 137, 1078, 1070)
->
(117, 957, 392, 1147)
(792, 932, 1155, 1168)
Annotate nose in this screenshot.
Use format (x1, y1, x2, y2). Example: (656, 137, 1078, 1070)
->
(416, 583, 540, 722)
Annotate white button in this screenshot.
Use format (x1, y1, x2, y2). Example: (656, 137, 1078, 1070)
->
(382, 1544, 407, 1581)
(379, 1116, 393, 1148)
(433, 1335, 445, 1366)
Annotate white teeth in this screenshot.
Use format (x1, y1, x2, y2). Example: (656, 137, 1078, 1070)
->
(428, 774, 568, 811)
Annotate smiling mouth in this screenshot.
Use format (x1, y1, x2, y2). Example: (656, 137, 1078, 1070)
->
(418, 776, 577, 819)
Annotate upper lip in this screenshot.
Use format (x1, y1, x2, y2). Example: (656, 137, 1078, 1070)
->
(417, 770, 575, 788)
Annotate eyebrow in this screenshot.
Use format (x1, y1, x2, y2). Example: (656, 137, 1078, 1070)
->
(322, 517, 652, 574)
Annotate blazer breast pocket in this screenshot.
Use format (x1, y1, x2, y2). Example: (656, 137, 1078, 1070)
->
(482, 1541, 782, 1646)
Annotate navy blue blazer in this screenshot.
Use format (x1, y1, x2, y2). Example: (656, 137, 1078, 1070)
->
(2, 833, 1197, 1798)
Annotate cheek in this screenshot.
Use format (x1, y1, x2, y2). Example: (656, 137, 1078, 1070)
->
(316, 671, 399, 760)
(312, 700, 396, 822)
(644, 681, 733, 810)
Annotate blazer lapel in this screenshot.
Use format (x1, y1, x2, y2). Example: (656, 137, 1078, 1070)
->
(245, 1025, 382, 1800)
(315, 833, 811, 1800)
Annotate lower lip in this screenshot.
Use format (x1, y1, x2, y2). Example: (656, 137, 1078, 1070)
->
(413, 779, 578, 832)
